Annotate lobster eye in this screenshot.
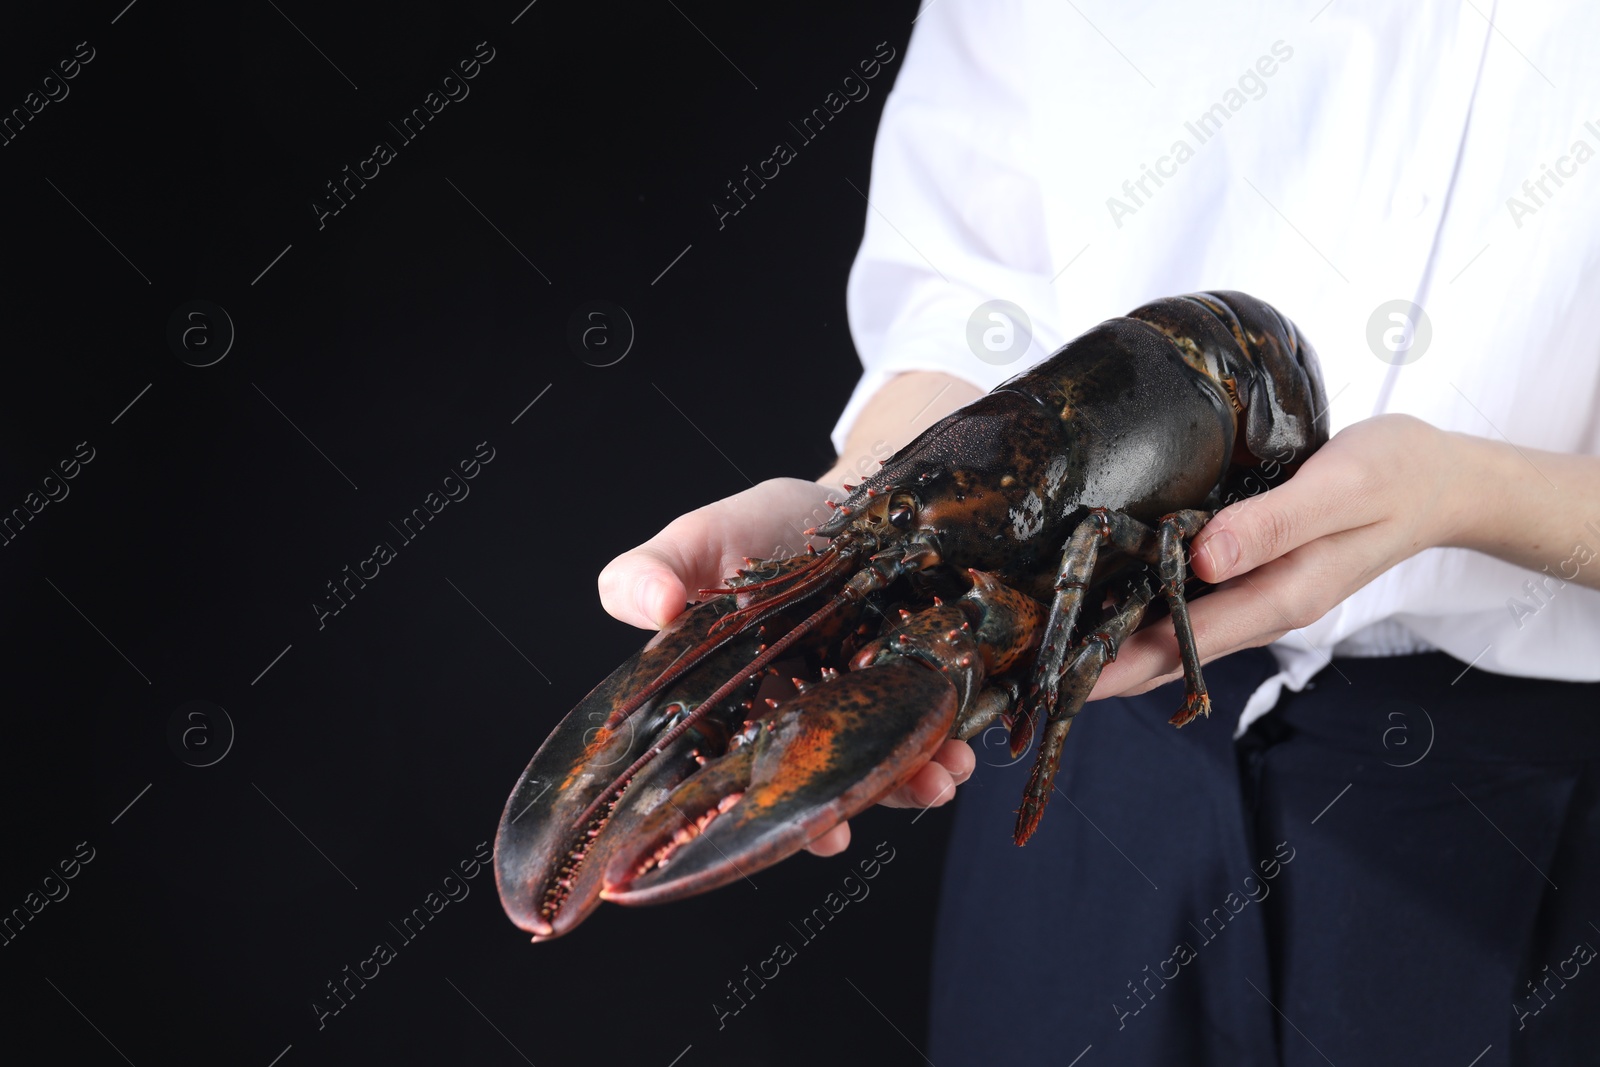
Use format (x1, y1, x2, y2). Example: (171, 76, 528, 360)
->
(887, 492, 917, 529)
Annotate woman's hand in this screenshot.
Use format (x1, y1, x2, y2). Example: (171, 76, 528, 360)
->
(597, 478, 834, 631)
(1093, 413, 1462, 699)
(597, 476, 976, 857)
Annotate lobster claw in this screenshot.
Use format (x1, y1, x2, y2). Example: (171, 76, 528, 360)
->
(600, 657, 959, 905)
(493, 597, 761, 941)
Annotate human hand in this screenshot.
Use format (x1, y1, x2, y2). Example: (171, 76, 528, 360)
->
(1092, 414, 1460, 700)
(597, 477, 975, 857)
(597, 478, 834, 629)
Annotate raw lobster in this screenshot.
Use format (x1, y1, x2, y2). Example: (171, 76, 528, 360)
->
(495, 291, 1327, 940)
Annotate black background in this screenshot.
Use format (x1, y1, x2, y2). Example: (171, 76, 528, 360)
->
(0, 2, 959, 1064)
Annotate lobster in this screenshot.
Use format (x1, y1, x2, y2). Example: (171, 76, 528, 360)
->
(494, 290, 1327, 941)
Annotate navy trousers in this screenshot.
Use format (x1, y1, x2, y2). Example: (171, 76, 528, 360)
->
(929, 649, 1600, 1066)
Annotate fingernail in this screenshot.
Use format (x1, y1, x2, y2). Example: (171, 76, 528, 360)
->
(635, 577, 669, 626)
(1204, 530, 1240, 577)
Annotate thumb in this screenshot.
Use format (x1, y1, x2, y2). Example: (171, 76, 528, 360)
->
(596, 478, 841, 629)
(597, 544, 692, 630)
(597, 500, 756, 629)
(1190, 463, 1343, 584)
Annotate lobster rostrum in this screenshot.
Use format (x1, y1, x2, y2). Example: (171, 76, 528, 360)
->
(495, 291, 1327, 940)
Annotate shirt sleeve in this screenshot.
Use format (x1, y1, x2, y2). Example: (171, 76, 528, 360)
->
(833, 0, 1063, 455)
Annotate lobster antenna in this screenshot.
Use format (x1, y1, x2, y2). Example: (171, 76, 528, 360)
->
(704, 546, 858, 636)
(570, 587, 858, 837)
(602, 545, 856, 730)
(600, 626, 742, 731)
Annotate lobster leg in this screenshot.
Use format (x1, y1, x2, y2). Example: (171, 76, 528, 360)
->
(1155, 509, 1213, 726)
(1015, 576, 1156, 845)
(1012, 508, 1158, 755)
(955, 682, 1020, 741)
(1022, 507, 1217, 740)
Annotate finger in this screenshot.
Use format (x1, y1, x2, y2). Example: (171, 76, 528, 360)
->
(870, 740, 972, 811)
(807, 741, 971, 849)
(1092, 530, 1363, 700)
(1190, 449, 1377, 585)
(594, 508, 762, 630)
(597, 548, 688, 630)
(598, 479, 837, 629)
(935, 738, 975, 786)
(597, 544, 693, 630)
(806, 821, 851, 856)
(598, 505, 741, 629)
(878, 756, 958, 810)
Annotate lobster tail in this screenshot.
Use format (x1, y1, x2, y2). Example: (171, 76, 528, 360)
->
(1129, 291, 1327, 470)
(1193, 291, 1328, 467)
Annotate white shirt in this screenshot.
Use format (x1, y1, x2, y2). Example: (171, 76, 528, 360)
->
(833, 0, 1600, 729)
